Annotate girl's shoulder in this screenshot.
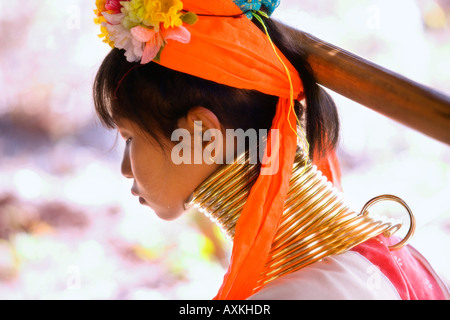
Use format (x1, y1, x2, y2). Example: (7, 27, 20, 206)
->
(248, 250, 401, 300)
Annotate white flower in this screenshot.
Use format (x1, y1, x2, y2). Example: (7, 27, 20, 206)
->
(102, 12, 124, 25)
(103, 13, 144, 62)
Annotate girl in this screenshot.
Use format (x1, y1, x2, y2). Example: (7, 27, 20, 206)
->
(92, 0, 449, 299)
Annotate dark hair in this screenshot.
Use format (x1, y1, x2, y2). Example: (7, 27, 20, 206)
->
(93, 17, 339, 160)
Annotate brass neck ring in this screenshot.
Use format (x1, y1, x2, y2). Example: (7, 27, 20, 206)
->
(360, 194, 416, 251)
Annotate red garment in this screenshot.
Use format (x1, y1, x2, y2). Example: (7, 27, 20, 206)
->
(352, 236, 448, 300)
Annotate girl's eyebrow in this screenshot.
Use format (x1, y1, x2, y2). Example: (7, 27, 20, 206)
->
(117, 129, 126, 138)
(116, 124, 131, 137)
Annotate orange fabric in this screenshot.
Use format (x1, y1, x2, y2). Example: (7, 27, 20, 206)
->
(159, 2, 301, 98)
(314, 149, 342, 191)
(216, 98, 298, 299)
(157, 0, 340, 300)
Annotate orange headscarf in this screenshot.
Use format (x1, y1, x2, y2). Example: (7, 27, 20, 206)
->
(157, 1, 340, 299)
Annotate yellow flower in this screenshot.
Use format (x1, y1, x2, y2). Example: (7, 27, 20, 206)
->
(97, 17, 115, 48)
(145, 0, 184, 29)
(94, 0, 116, 47)
(123, 0, 184, 30)
(100, 26, 115, 48)
(94, 0, 107, 18)
(122, 0, 147, 29)
(94, 6, 113, 47)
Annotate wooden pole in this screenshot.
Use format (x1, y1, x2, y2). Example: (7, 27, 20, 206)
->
(284, 25, 450, 145)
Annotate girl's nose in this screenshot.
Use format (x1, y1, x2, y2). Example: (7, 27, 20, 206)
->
(121, 145, 133, 179)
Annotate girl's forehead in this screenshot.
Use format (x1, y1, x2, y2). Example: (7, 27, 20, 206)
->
(115, 116, 136, 127)
(115, 117, 139, 133)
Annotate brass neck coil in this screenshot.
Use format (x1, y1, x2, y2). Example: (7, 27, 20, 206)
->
(186, 148, 408, 292)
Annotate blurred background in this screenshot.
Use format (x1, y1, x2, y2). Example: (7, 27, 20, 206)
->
(0, 0, 449, 299)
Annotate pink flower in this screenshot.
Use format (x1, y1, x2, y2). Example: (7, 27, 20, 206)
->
(105, 0, 126, 14)
(131, 25, 191, 64)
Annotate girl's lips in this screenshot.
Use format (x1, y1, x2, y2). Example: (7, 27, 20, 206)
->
(131, 188, 145, 205)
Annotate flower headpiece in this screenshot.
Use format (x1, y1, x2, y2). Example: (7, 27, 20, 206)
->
(94, 0, 199, 63)
(94, 0, 280, 64)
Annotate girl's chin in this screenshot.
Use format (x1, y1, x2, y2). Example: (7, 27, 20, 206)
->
(138, 195, 185, 220)
(152, 206, 185, 221)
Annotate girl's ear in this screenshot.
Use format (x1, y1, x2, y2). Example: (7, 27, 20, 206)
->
(183, 106, 223, 133)
(177, 106, 227, 165)
(177, 106, 226, 138)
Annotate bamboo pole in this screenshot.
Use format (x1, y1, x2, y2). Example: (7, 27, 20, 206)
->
(283, 25, 450, 145)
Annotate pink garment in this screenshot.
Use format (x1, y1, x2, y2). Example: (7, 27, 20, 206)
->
(352, 235, 448, 300)
(248, 235, 449, 300)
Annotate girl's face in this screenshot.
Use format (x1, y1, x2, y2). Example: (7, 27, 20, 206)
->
(116, 116, 222, 220)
